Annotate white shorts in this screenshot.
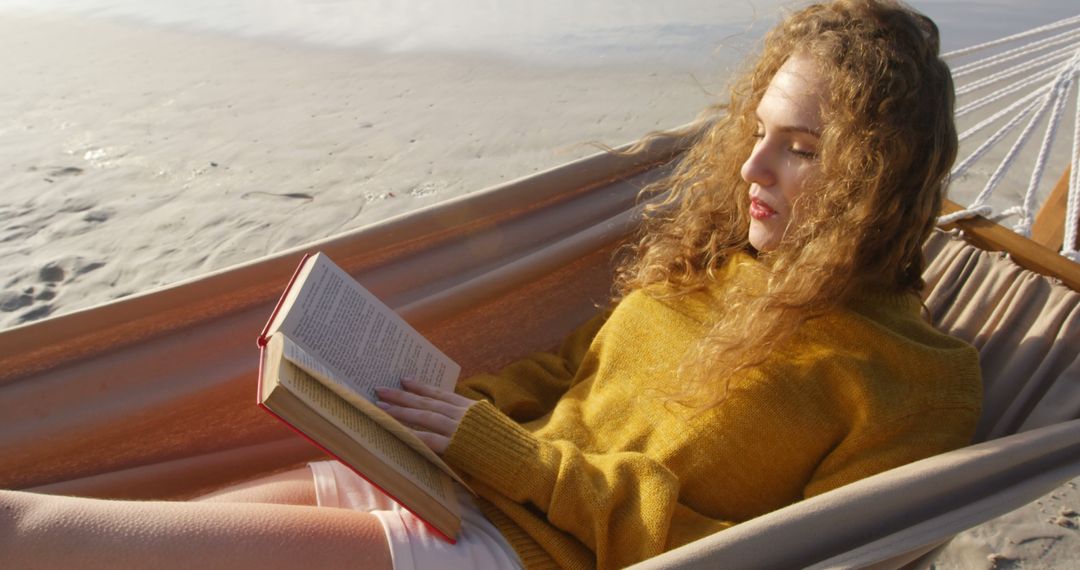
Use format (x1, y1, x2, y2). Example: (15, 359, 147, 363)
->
(308, 460, 523, 570)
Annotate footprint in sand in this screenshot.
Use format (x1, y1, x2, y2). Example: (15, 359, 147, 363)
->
(48, 166, 84, 177)
(0, 285, 55, 318)
(58, 197, 96, 213)
(0, 290, 33, 312)
(82, 209, 113, 223)
(27, 165, 84, 177)
(18, 304, 55, 323)
(38, 257, 105, 292)
(29, 165, 85, 183)
(39, 262, 66, 283)
(7, 259, 104, 325)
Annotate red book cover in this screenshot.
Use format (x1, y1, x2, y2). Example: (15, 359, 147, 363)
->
(257, 252, 313, 348)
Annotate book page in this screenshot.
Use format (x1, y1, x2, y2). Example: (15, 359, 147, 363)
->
(278, 357, 459, 512)
(275, 253, 460, 400)
(280, 333, 470, 489)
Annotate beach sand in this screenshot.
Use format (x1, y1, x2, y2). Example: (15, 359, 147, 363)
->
(1, 9, 1077, 569)
(0, 11, 726, 329)
(930, 478, 1080, 569)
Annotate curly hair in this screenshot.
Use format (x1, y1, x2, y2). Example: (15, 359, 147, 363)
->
(615, 0, 957, 407)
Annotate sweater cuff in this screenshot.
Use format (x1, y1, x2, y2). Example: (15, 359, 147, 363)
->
(443, 400, 539, 493)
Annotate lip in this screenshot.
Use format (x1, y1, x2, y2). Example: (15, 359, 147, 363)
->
(749, 197, 777, 220)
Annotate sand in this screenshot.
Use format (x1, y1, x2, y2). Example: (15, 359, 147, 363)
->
(0, 11, 731, 328)
(931, 479, 1080, 569)
(1, 8, 1077, 569)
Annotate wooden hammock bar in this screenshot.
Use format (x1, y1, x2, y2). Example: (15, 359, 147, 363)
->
(942, 170, 1080, 292)
(1031, 165, 1074, 253)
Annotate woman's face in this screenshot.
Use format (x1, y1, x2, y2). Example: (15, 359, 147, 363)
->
(741, 55, 826, 252)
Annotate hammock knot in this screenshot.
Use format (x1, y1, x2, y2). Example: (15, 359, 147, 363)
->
(1012, 218, 1033, 237)
(937, 205, 995, 226)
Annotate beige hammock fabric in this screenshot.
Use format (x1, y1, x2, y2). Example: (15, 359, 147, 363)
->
(1, 135, 1078, 568)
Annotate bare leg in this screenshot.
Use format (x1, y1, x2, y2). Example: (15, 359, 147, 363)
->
(195, 466, 317, 505)
(0, 476, 392, 570)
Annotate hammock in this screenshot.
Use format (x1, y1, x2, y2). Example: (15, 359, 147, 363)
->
(2, 19, 1079, 570)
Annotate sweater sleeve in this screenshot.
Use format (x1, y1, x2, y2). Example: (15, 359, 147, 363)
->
(443, 400, 732, 568)
(454, 310, 608, 422)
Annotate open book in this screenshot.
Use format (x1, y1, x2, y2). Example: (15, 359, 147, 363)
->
(257, 252, 466, 542)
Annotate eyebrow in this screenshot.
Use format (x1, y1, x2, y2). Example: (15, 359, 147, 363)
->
(755, 113, 822, 138)
(777, 125, 821, 138)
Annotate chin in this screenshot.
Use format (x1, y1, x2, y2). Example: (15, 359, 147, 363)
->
(748, 224, 780, 252)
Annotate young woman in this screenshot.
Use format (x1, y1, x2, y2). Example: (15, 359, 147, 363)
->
(1, 1, 981, 568)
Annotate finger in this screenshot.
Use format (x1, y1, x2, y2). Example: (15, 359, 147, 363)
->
(376, 387, 466, 421)
(411, 430, 450, 455)
(400, 379, 475, 408)
(376, 401, 459, 436)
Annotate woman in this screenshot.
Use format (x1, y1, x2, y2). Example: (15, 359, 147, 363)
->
(1, 1, 981, 568)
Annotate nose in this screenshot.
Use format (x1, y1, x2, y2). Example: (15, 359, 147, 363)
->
(740, 140, 776, 188)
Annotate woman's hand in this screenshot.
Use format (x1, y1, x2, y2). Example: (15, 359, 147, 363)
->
(374, 379, 476, 454)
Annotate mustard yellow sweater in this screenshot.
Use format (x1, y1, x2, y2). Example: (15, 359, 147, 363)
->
(443, 254, 982, 569)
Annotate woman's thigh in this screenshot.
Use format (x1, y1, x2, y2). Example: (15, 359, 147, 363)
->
(195, 466, 316, 505)
(1, 488, 393, 570)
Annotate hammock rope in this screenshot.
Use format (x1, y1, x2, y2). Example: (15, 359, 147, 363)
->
(954, 65, 1060, 118)
(951, 27, 1080, 79)
(1012, 58, 1076, 237)
(942, 14, 1080, 60)
(949, 96, 1040, 182)
(938, 15, 1080, 261)
(957, 85, 1049, 143)
(1068, 86, 1080, 260)
(954, 46, 1072, 97)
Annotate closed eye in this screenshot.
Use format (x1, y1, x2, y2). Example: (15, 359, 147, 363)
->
(789, 147, 818, 159)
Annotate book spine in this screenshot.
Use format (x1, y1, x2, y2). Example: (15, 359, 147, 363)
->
(256, 345, 265, 403)
(257, 252, 313, 348)
(255, 402, 457, 545)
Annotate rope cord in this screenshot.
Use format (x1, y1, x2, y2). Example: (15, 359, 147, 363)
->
(976, 83, 1059, 218)
(952, 27, 1080, 78)
(951, 98, 1039, 180)
(956, 65, 1061, 118)
(942, 14, 1080, 60)
(1065, 67, 1080, 261)
(941, 80, 1060, 226)
(1014, 59, 1076, 236)
(958, 84, 1051, 143)
(938, 204, 995, 226)
(956, 47, 1072, 96)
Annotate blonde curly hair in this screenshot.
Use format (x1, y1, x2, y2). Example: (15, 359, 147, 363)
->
(616, 0, 958, 407)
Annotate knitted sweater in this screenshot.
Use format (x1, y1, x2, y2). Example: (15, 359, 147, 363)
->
(443, 253, 982, 569)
